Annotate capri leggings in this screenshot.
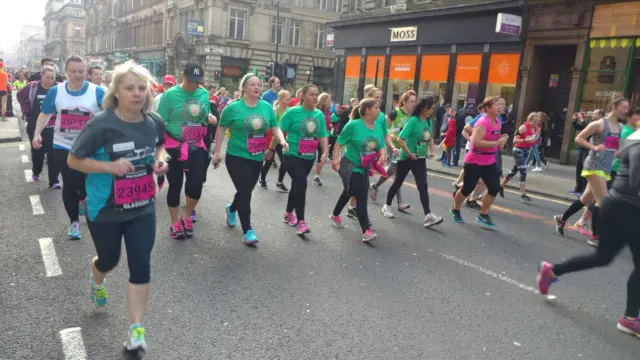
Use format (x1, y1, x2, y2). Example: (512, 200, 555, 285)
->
(226, 154, 263, 233)
(386, 159, 430, 214)
(505, 148, 530, 183)
(88, 212, 156, 284)
(55, 149, 86, 222)
(461, 162, 500, 197)
(166, 147, 207, 207)
(283, 155, 315, 221)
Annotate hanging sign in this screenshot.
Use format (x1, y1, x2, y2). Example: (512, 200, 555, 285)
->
(389, 26, 417, 42)
(495, 13, 522, 36)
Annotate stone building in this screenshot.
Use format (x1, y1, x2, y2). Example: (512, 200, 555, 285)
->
(43, 0, 87, 70)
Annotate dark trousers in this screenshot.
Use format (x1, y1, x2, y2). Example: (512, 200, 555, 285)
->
(226, 154, 262, 233)
(386, 159, 431, 214)
(332, 171, 370, 232)
(452, 135, 463, 165)
(55, 149, 86, 223)
(283, 155, 315, 221)
(260, 144, 286, 183)
(27, 121, 59, 186)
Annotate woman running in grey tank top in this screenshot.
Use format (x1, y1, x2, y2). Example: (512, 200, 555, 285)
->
(553, 97, 629, 247)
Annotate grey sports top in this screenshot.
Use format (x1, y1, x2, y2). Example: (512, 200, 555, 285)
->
(583, 119, 621, 174)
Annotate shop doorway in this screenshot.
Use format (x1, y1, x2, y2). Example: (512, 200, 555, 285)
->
(530, 45, 577, 159)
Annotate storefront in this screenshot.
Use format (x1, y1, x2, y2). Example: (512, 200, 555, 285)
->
(134, 50, 166, 80)
(329, 1, 523, 114)
(577, 2, 640, 112)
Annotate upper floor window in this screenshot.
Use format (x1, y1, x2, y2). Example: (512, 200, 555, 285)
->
(73, 10, 82, 17)
(315, 0, 326, 10)
(228, 9, 246, 39)
(314, 24, 325, 49)
(288, 19, 300, 47)
(270, 17, 284, 45)
(334, 0, 343, 12)
(72, 0, 82, 4)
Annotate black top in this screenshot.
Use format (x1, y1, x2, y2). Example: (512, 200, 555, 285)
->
(610, 130, 640, 208)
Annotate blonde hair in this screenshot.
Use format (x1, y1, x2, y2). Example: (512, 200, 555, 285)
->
(398, 90, 416, 108)
(240, 73, 261, 97)
(274, 90, 290, 109)
(365, 87, 380, 99)
(317, 92, 331, 111)
(351, 98, 378, 120)
(364, 84, 375, 94)
(526, 112, 539, 122)
(102, 60, 156, 112)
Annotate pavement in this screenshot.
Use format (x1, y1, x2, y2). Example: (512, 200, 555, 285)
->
(427, 151, 577, 201)
(1, 131, 639, 359)
(0, 116, 22, 143)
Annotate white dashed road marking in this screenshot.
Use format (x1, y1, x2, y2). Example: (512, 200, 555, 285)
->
(24, 169, 34, 182)
(38, 238, 62, 277)
(438, 252, 540, 294)
(21, 155, 29, 163)
(30, 195, 45, 215)
(59, 327, 87, 360)
(18, 144, 25, 151)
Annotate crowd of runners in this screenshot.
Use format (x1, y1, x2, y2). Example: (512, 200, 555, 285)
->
(13, 54, 640, 354)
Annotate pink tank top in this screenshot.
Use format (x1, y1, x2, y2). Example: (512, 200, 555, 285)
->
(464, 115, 501, 166)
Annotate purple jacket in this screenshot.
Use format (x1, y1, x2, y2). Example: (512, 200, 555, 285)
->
(17, 81, 59, 118)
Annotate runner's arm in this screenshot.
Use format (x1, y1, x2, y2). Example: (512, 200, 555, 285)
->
(575, 120, 603, 150)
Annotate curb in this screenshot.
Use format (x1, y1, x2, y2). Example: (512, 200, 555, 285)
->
(426, 167, 575, 203)
(0, 136, 23, 144)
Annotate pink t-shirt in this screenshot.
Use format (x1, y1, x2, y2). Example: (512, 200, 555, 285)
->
(464, 115, 501, 166)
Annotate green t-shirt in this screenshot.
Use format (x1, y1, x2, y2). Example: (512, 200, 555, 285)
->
(612, 124, 634, 172)
(280, 106, 329, 160)
(330, 113, 339, 138)
(337, 119, 387, 174)
(219, 99, 278, 162)
(375, 112, 387, 129)
(156, 85, 210, 141)
(397, 116, 433, 161)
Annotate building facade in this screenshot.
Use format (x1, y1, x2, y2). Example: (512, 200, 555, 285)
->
(17, 26, 46, 68)
(43, 0, 87, 71)
(84, 0, 166, 78)
(329, 0, 523, 115)
(164, 0, 340, 91)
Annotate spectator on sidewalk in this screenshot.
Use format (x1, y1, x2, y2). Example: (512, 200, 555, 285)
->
(0, 61, 8, 121)
(442, 107, 457, 166)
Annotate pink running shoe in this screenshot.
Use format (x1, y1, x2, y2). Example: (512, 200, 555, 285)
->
(296, 220, 310, 235)
(181, 216, 194, 238)
(362, 228, 377, 243)
(537, 261, 558, 295)
(617, 316, 640, 338)
(283, 212, 297, 226)
(575, 221, 592, 237)
(329, 214, 344, 228)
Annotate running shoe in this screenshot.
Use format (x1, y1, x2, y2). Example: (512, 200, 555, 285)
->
(381, 204, 395, 218)
(465, 200, 481, 209)
(190, 210, 197, 223)
(169, 222, 185, 240)
(575, 220, 592, 237)
(424, 213, 443, 228)
(68, 221, 81, 240)
(347, 207, 358, 219)
(50, 182, 62, 189)
(617, 316, 640, 338)
(587, 235, 599, 248)
(537, 261, 558, 296)
(225, 204, 237, 228)
(532, 167, 543, 172)
(276, 182, 289, 192)
(78, 200, 85, 217)
(242, 229, 259, 245)
(449, 209, 464, 223)
(362, 228, 377, 243)
(313, 177, 322, 186)
(32, 174, 40, 182)
(181, 216, 194, 238)
(329, 214, 344, 228)
(283, 212, 297, 226)
(369, 184, 378, 201)
(398, 202, 410, 212)
(543, 161, 549, 170)
(554, 215, 565, 236)
(89, 269, 107, 307)
(499, 186, 505, 198)
(259, 180, 268, 190)
(476, 213, 495, 227)
(296, 220, 310, 235)
(124, 324, 147, 353)
(521, 194, 532, 203)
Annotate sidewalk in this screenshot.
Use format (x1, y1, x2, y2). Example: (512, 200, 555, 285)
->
(0, 117, 22, 143)
(426, 152, 578, 201)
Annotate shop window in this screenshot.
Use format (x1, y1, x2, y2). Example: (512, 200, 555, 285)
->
(626, 46, 640, 107)
(364, 55, 385, 90)
(486, 53, 520, 108)
(342, 55, 360, 104)
(580, 71, 626, 112)
(452, 54, 481, 110)
(386, 55, 416, 112)
(587, 43, 630, 73)
(418, 54, 449, 105)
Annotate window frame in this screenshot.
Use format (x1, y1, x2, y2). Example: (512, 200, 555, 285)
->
(289, 19, 301, 47)
(270, 16, 285, 45)
(315, 0, 327, 10)
(228, 9, 246, 39)
(314, 23, 326, 50)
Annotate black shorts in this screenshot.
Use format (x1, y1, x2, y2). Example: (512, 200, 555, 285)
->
(0, 91, 7, 97)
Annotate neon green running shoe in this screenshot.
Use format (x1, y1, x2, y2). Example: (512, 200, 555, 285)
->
(124, 324, 147, 352)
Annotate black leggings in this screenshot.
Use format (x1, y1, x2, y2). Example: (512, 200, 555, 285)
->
(89, 212, 156, 285)
(27, 122, 59, 186)
(202, 125, 216, 183)
(226, 154, 262, 233)
(386, 159, 431, 215)
(165, 148, 207, 208)
(575, 150, 588, 193)
(332, 171, 370, 232)
(461, 162, 500, 197)
(328, 136, 337, 158)
(553, 196, 640, 317)
(55, 149, 86, 223)
(260, 144, 286, 183)
(284, 155, 315, 221)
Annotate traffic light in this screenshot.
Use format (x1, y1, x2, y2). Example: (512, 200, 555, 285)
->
(213, 70, 221, 81)
(273, 62, 282, 79)
(265, 62, 274, 78)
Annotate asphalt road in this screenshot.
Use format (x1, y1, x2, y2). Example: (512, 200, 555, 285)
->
(1, 140, 639, 360)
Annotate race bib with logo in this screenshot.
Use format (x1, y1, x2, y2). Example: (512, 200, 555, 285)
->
(46, 115, 57, 128)
(416, 141, 428, 158)
(299, 137, 318, 156)
(113, 164, 156, 210)
(247, 135, 266, 155)
(181, 122, 207, 143)
(60, 108, 91, 133)
(245, 114, 268, 156)
(604, 135, 620, 151)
